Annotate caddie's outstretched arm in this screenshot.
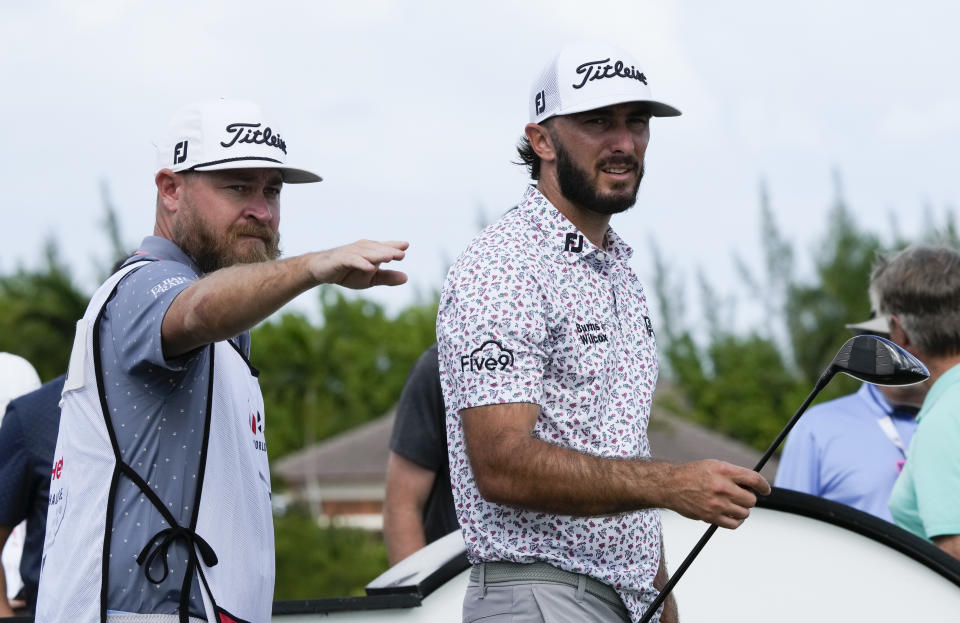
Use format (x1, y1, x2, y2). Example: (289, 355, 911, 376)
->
(161, 241, 408, 357)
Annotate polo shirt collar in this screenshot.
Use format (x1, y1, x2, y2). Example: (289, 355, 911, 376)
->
(130, 235, 202, 276)
(917, 362, 960, 422)
(518, 185, 634, 265)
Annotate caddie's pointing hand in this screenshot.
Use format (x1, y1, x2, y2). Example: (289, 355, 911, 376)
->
(309, 240, 409, 289)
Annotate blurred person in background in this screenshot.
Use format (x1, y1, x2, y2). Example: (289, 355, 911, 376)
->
(0, 375, 65, 617)
(383, 344, 458, 564)
(776, 298, 926, 521)
(879, 246, 960, 559)
(0, 352, 41, 617)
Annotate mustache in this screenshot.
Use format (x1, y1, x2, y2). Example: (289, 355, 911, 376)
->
(597, 155, 640, 169)
(229, 222, 278, 245)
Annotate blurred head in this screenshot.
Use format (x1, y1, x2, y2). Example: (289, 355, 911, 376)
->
(871, 246, 960, 358)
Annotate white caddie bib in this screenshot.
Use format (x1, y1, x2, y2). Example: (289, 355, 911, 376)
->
(36, 262, 274, 623)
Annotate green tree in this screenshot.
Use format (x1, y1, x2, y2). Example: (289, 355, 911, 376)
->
(0, 239, 89, 381)
(274, 510, 388, 599)
(255, 288, 438, 460)
(786, 184, 880, 389)
(651, 176, 889, 450)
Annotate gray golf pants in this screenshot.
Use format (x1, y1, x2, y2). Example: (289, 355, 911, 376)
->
(463, 562, 631, 623)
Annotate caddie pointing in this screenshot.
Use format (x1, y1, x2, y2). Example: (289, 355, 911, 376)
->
(36, 99, 407, 623)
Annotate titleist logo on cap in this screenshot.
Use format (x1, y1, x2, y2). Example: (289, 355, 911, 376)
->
(221, 122, 287, 155)
(572, 58, 648, 89)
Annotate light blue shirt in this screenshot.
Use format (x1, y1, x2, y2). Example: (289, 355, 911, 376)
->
(775, 383, 917, 521)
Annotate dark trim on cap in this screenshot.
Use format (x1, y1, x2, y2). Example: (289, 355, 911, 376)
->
(190, 156, 285, 169)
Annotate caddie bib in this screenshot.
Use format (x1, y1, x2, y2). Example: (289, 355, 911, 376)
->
(36, 262, 274, 623)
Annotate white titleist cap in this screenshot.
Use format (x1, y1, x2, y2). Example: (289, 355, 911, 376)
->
(156, 99, 321, 183)
(845, 290, 890, 335)
(846, 310, 891, 335)
(529, 42, 681, 124)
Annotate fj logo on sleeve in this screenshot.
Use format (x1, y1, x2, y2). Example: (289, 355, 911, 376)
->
(643, 315, 654, 336)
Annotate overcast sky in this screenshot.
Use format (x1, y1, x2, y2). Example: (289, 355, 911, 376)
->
(3, 1, 958, 329)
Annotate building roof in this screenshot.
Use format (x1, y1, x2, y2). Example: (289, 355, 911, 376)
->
(272, 408, 778, 486)
(273, 409, 396, 485)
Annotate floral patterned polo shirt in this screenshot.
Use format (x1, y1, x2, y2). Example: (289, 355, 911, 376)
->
(437, 184, 662, 621)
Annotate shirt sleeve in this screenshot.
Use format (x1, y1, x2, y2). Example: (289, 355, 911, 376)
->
(0, 404, 30, 526)
(910, 406, 960, 538)
(774, 420, 822, 496)
(103, 260, 198, 376)
(389, 345, 446, 471)
(437, 250, 548, 413)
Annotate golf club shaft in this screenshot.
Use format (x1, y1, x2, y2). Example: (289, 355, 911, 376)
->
(637, 370, 834, 623)
(751, 370, 833, 472)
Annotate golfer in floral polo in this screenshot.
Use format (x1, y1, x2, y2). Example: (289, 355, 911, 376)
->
(437, 42, 771, 623)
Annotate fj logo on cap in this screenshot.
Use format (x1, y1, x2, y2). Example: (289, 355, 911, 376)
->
(564, 233, 584, 253)
(221, 122, 288, 155)
(535, 90, 546, 116)
(173, 141, 189, 165)
(573, 58, 648, 90)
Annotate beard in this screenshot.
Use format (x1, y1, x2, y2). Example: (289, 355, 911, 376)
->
(172, 198, 281, 274)
(553, 136, 644, 216)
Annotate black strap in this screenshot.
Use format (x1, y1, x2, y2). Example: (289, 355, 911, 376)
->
(228, 337, 260, 377)
(92, 260, 220, 623)
(137, 526, 219, 584)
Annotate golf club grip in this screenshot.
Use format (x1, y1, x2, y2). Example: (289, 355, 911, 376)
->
(638, 524, 719, 623)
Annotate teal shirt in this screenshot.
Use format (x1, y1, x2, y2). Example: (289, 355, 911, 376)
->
(890, 363, 960, 539)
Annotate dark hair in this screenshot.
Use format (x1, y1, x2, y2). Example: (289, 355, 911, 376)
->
(514, 119, 555, 181)
(872, 245, 960, 357)
(515, 135, 541, 180)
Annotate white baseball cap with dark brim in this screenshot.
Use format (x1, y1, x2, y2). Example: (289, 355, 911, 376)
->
(156, 99, 321, 184)
(845, 310, 890, 335)
(529, 42, 681, 124)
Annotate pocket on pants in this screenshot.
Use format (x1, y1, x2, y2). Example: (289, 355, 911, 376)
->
(530, 583, 628, 623)
(463, 585, 515, 623)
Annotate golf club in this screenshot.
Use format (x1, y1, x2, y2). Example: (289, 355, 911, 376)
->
(638, 334, 928, 623)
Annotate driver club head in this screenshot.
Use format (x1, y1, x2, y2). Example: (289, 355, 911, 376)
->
(830, 334, 929, 386)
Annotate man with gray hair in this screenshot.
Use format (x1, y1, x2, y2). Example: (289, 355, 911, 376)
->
(775, 296, 926, 521)
(882, 246, 960, 559)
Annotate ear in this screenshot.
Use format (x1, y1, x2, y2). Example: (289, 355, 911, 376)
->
(156, 169, 186, 213)
(524, 122, 556, 163)
(888, 315, 918, 355)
